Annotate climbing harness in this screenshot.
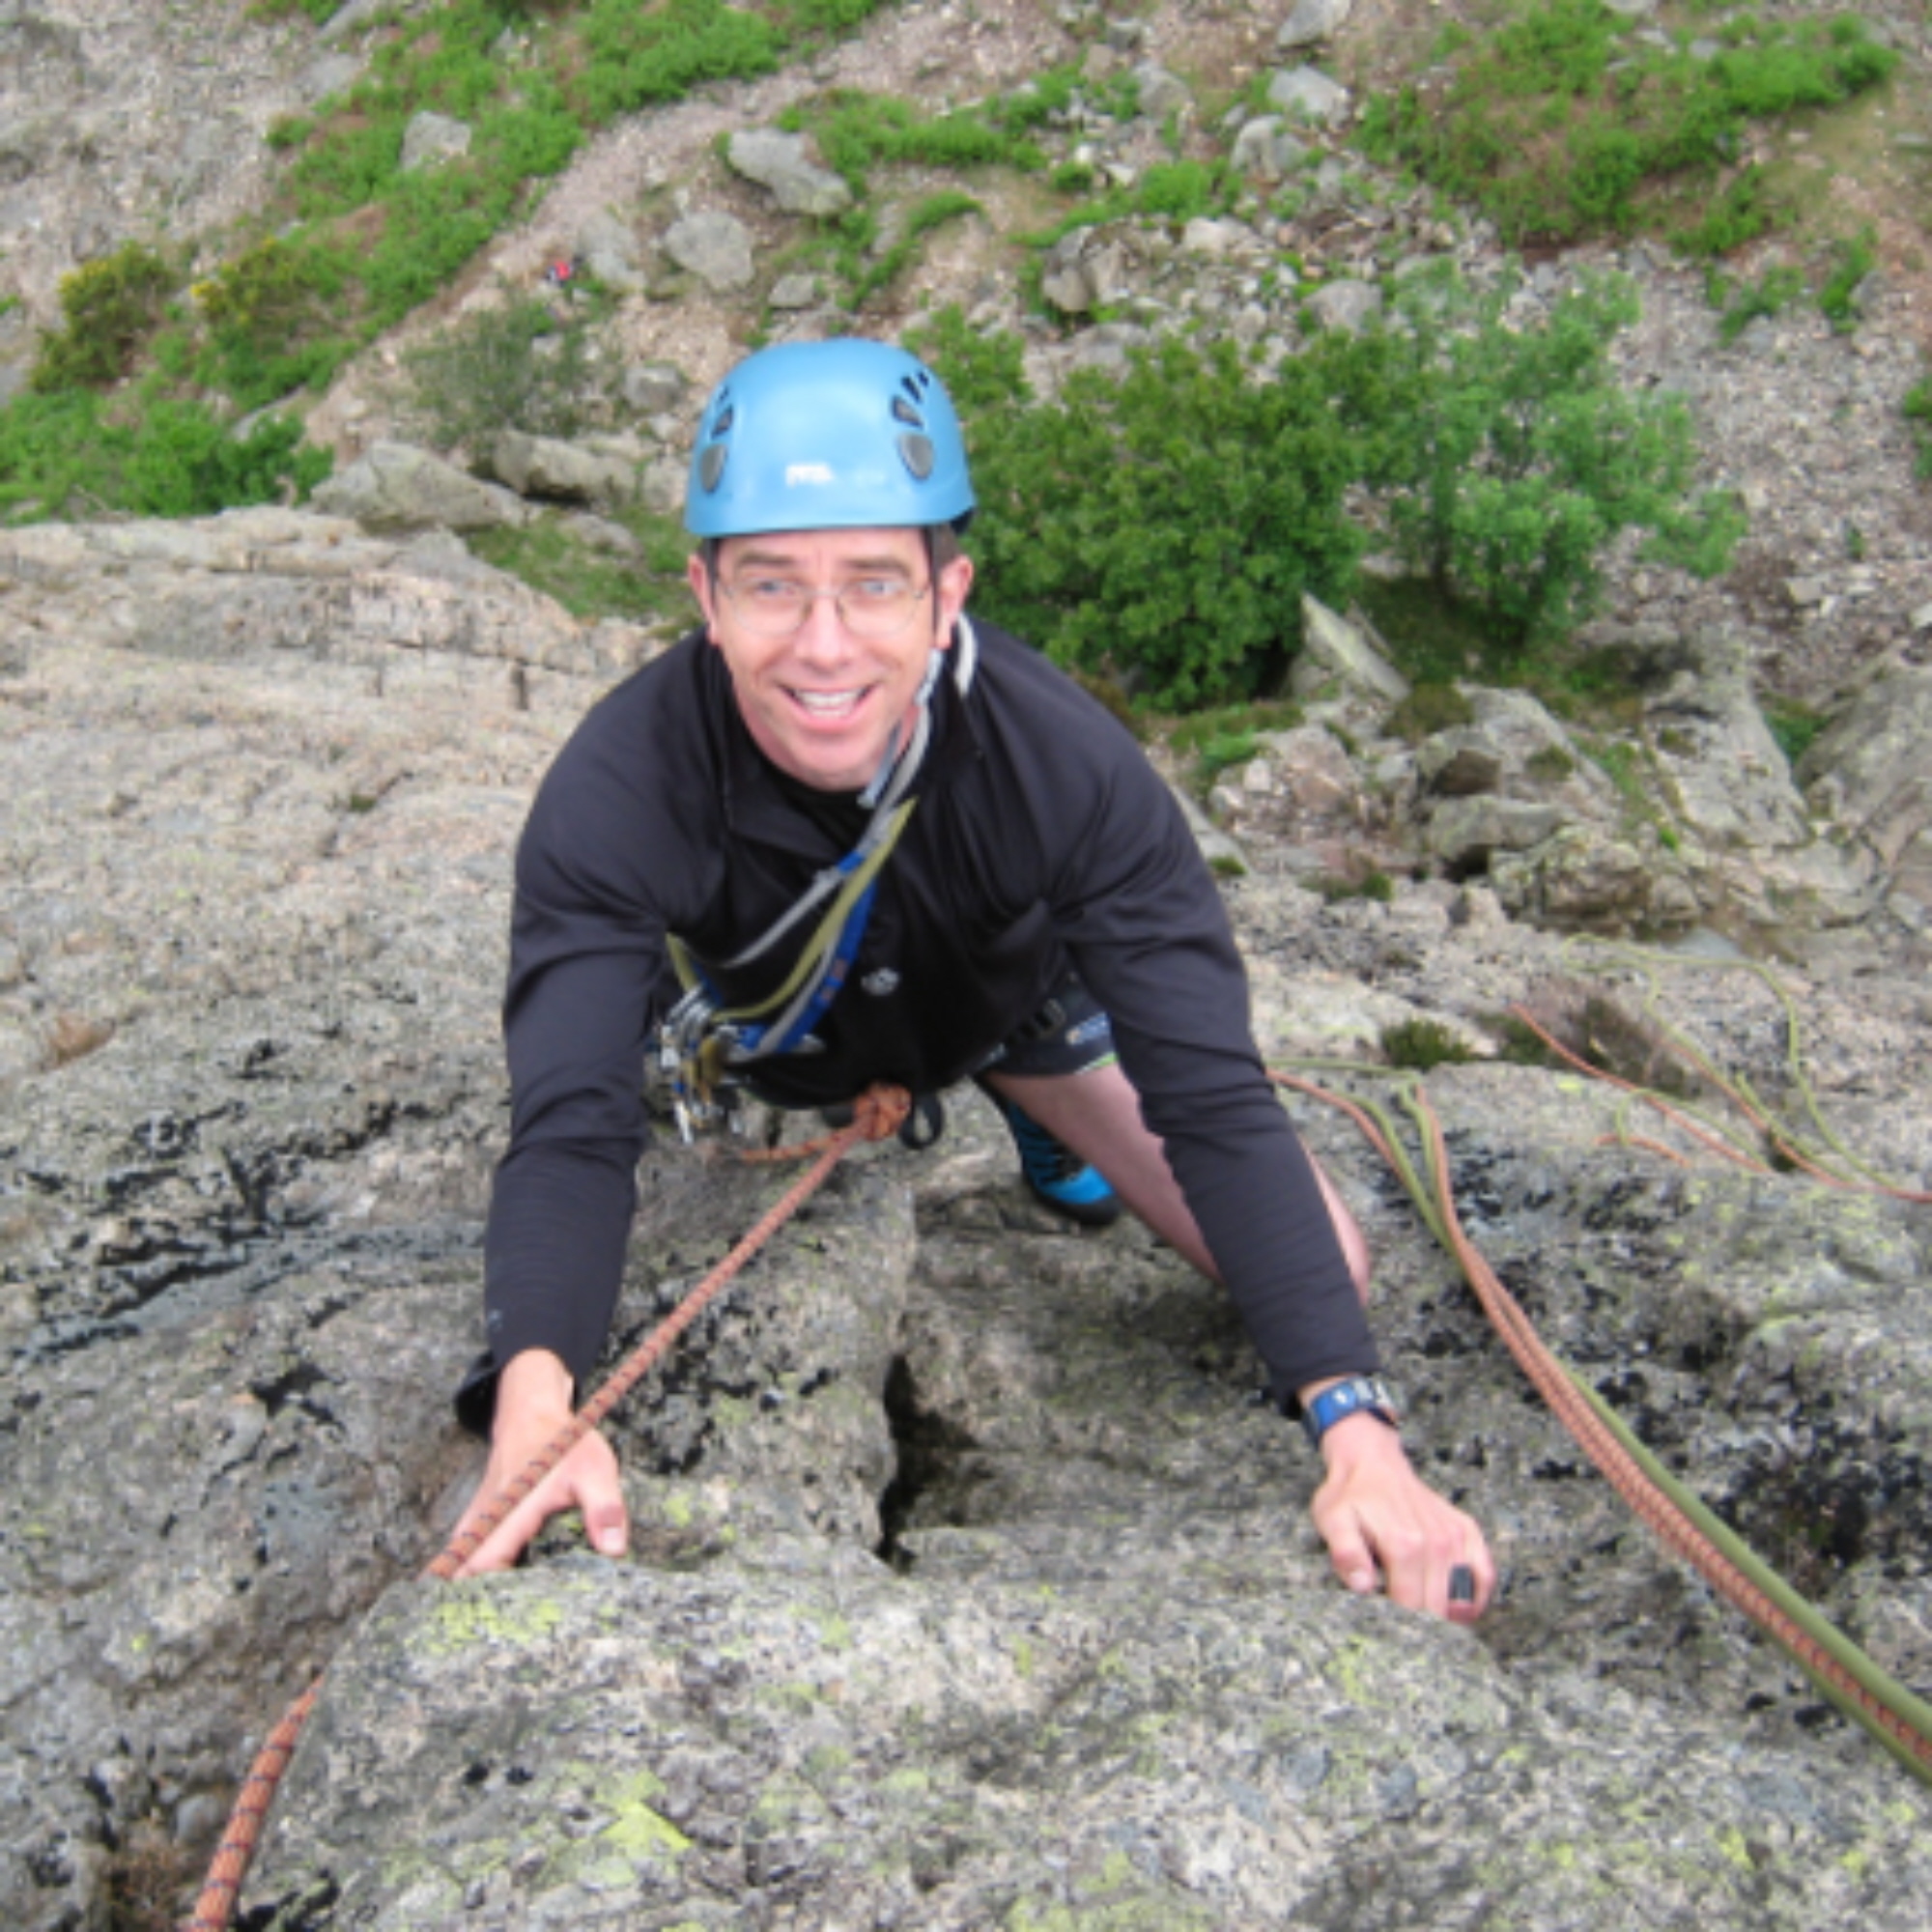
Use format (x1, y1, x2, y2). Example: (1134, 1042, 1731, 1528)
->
(184, 1086, 912, 1932)
(656, 619, 980, 1139)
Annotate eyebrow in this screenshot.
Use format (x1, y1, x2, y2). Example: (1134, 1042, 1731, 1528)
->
(727, 546, 919, 575)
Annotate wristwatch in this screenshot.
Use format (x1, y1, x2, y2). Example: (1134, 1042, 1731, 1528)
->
(1298, 1375, 1401, 1450)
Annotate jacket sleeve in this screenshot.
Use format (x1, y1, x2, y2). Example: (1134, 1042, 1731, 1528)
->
(465, 695, 693, 1432)
(1043, 725, 1379, 1405)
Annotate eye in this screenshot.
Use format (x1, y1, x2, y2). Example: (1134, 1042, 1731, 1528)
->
(742, 578, 803, 604)
(847, 578, 908, 603)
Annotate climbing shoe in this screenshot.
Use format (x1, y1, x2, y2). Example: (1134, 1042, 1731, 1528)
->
(988, 1092, 1122, 1228)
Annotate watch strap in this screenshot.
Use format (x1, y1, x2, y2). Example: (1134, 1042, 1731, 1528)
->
(1300, 1375, 1400, 1449)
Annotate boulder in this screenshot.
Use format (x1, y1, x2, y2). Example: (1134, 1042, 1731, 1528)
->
(1800, 667, 1932, 923)
(1230, 114, 1311, 181)
(1277, 0, 1354, 48)
(489, 428, 638, 507)
(399, 109, 471, 173)
(1491, 822, 1682, 925)
(662, 210, 755, 291)
(311, 440, 535, 532)
(767, 270, 821, 309)
(1038, 228, 1135, 315)
(620, 359, 689, 417)
(574, 208, 647, 294)
(1291, 593, 1409, 707)
(1267, 65, 1351, 127)
(1428, 794, 1567, 867)
(1305, 276, 1383, 332)
(724, 127, 853, 216)
(1130, 61, 1192, 119)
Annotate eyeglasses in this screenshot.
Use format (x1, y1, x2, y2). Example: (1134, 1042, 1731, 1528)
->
(717, 574, 931, 641)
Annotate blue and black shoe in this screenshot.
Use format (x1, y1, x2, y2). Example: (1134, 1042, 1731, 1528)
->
(988, 1092, 1122, 1228)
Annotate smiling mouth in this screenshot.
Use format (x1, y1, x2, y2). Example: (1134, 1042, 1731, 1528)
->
(789, 687, 871, 718)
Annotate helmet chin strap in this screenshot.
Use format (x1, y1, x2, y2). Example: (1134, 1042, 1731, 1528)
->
(857, 642, 947, 809)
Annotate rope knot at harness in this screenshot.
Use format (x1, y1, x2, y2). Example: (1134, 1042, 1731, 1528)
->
(852, 1084, 912, 1143)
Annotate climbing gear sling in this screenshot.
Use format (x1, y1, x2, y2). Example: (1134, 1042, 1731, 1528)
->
(656, 619, 980, 1137)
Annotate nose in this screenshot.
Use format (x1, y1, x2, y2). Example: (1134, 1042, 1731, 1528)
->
(790, 591, 852, 661)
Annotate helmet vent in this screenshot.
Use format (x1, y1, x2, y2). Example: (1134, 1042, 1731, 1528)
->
(897, 431, 935, 479)
(712, 404, 734, 436)
(891, 395, 923, 427)
(698, 442, 728, 492)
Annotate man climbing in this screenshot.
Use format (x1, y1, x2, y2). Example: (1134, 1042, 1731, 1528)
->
(451, 337, 1494, 1621)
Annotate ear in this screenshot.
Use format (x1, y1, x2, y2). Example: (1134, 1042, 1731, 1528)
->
(931, 551, 974, 646)
(687, 552, 720, 644)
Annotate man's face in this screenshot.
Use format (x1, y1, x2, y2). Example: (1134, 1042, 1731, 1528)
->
(690, 527, 974, 794)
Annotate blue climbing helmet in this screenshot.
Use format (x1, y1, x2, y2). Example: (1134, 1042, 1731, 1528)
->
(684, 338, 975, 538)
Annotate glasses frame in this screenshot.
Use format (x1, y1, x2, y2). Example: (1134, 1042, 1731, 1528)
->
(715, 572, 934, 641)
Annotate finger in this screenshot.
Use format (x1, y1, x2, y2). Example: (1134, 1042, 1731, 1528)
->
(451, 1481, 554, 1577)
(1444, 1539, 1498, 1622)
(1317, 1504, 1382, 1597)
(575, 1444, 630, 1558)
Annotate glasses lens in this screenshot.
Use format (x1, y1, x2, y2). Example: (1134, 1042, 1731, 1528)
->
(725, 579, 926, 639)
(839, 581, 920, 639)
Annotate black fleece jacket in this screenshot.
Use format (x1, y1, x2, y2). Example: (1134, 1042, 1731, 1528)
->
(469, 615, 1378, 1426)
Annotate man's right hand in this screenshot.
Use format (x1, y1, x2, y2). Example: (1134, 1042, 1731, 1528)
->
(450, 1349, 630, 1576)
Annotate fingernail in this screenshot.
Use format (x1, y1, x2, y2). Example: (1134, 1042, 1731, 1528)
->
(1448, 1564, 1475, 1605)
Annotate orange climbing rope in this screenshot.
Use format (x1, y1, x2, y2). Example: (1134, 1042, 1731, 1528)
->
(184, 1085, 911, 1932)
(1273, 1067, 1932, 1784)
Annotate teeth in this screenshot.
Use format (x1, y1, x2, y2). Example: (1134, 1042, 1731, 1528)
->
(794, 689, 864, 714)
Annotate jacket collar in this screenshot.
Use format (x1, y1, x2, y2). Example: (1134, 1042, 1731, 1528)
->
(698, 621, 984, 858)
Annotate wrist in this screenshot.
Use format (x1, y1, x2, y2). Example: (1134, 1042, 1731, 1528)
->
(495, 1349, 576, 1435)
(1294, 1374, 1401, 1452)
(1315, 1406, 1410, 1471)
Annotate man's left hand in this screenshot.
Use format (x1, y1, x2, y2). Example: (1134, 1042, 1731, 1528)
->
(1309, 1410, 1494, 1622)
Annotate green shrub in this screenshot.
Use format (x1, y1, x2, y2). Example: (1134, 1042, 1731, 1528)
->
(192, 235, 356, 409)
(915, 311, 1383, 709)
(1674, 164, 1776, 257)
(781, 90, 1043, 188)
(1380, 1016, 1473, 1069)
(1905, 374, 1932, 481)
(1386, 681, 1474, 743)
(31, 244, 174, 391)
(1372, 267, 1743, 647)
(0, 390, 329, 520)
(1712, 261, 1804, 344)
(401, 291, 621, 450)
(468, 508, 692, 624)
(1317, 869, 1396, 904)
(1816, 227, 1876, 333)
(1763, 701, 1826, 768)
(1358, 0, 1896, 246)
(834, 190, 984, 310)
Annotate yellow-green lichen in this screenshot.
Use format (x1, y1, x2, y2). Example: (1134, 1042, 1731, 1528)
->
(1715, 1827, 1754, 1872)
(600, 1801, 692, 1860)
(426, 1585, 567, 1655)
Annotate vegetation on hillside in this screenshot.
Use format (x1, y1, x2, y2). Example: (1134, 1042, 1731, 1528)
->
(0, 0, 1910, 693)
(1359, 1, 1896, 252)
(912, 270, 1740, 709)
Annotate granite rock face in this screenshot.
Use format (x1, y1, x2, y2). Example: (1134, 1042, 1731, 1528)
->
(3, 520, 1931, 1930)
